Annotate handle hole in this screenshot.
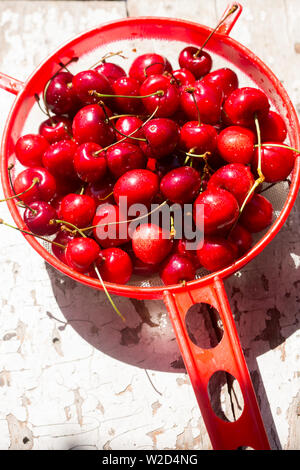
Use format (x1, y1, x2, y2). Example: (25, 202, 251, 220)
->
(207, 370, 244, 422)
(185, 302, 223, 349)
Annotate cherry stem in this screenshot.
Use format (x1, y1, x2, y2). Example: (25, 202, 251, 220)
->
(98, 101, 146, 142)
(190, 91, 201, 126)
(35, 93, 54, 124)
(194, 3, 239, 56)
(90, 51, 127, 69)
(144, 61, 166, 78)
(7, 165, 36, 214)
(90, 89, 164, 100)
(53, 219, 87, 238)
(0, 219, 66, 249)
(0, 177, 39, 203)
(170, 214, 176, 239)
(93, 262, 125, 322)
(108, 113, 147, 121)
(94, 105, 159, 155)
(80, 199, 168, 232)
(254, 143, 300, 154)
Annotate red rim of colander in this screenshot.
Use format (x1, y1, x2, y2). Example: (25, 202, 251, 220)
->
(1, 16, 300, 300)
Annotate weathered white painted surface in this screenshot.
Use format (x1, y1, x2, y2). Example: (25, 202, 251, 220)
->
(0, 1, 299, 450)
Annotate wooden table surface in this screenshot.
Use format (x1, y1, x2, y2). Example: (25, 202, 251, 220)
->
(0, 0, 299, 450)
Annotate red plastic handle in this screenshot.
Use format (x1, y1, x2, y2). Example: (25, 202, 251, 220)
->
(216, 2, 243, 36)
(163, 277, 271, 450)
(0, 72, 24, 95)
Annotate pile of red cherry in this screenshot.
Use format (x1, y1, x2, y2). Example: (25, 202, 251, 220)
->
(6, 43, 295, 288)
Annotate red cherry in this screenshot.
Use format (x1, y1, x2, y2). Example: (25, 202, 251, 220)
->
(252, 143, 295, 183)
(239, 193, 273, 233)
(42, 139, 78, 180)
(112, 76, 143, 114)
(65, 237, 100, 273)
(172, 68, 196, 86)
(200, 67, 238, 101)
(173, 238, 201, 269)
(160, 254, 195, 285)
(59, 193, 96, 228)
(132, 223, 173, 265)
(180, 82, 222, 125)
(92, 203, 130, 248)
(139, 118, 180, 159)
(259, 110, 287, 143)
(24, 201, 59, 236)
(193, 187, 239, 234)
(106, 142, 146, 179)
(197, 236, 237, 271)
(113, 169, 159, 207)
(72, 104, 115, 147)
(85, 178, 115, 206)
(52, 229, 75, 264)
(207, 163, 255, 206)
(45, 71, 79, 116)
(217, 125, 256, 165)
(129, 53, 172, 83)
(178, 46, 212, 79)
(223, 87, 270, 127)
(125, 243, 162, 275)
(74, 142, 107, 183)
(160, 166, 201, 204)
(95, 247, 133, 284)
(72, 69, 112, 105)
(228, 224, 253, 257)
(39, 116, 72, 144)
(15, 134, 49, 167)
(115, 116, 144, 143)
(14, 167, 56, 204)
(95, 62, 126, 84)
(155, 154, 184, 179)
(140, 75, 180, 118)
(180, 121, 218, 154)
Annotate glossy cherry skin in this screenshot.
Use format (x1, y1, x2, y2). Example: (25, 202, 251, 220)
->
(179, 121, 218, 154)
(65, 237, 100, 273)
(95, 62, 126, 85)
(106, 142, 146, 179)
(217, 125, 256, 165)
(95, 247, 133, 284)
(140, 75, 180, 118)
(252, 142, 295, 183)
(239, 193, 273, 233)
(72, 69, 112, 105)
(132, 223, 173, 265)
(92, 203, 130, 248)
(139, 118, 180, 159)
(112, 76, 143, 114)
(24, 201, 59, 236)
(73, 142, 107, 183)
(223, 87, 270, 127)
(115, 116, 144, 143)
(207, 163, 255, 206)
(15, 134, 49, 167)
(172, 68, 196, 86)
(196, 236, 237, 272)
(173, 238, 201, 269)
(85, 178, 115, 206)
(52, 229, 75, 264)
(193, 187, 239, 235)
(228, 224, 253, 257)
(200, 67, 238, 101)
(125, 243, 162, 275)
(39, 116, 72, 144)
(14, 167, 56, 204)
(160, 254, 195, 285)
(59, 193, 96, 228)
(180, 82, 222, 125)
(160, 166, 201, 204)
(72, 104, 115, 147)
(259, 110, 287, 143)
(45, 71, 79, 116)
(113, 169, 159, 207)
(129, 53, 172, 83)
(42, 139, 78, 180)
(178, 46, 212, 79)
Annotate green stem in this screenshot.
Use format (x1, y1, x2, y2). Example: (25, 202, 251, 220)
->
(90, 89, 164, 100)
(0, 219, 66, 249)
(93, 263, 125, 322)
(254, 143, 300, 154)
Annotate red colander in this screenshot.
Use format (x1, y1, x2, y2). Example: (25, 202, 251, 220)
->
(1, 3, 299, 450)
